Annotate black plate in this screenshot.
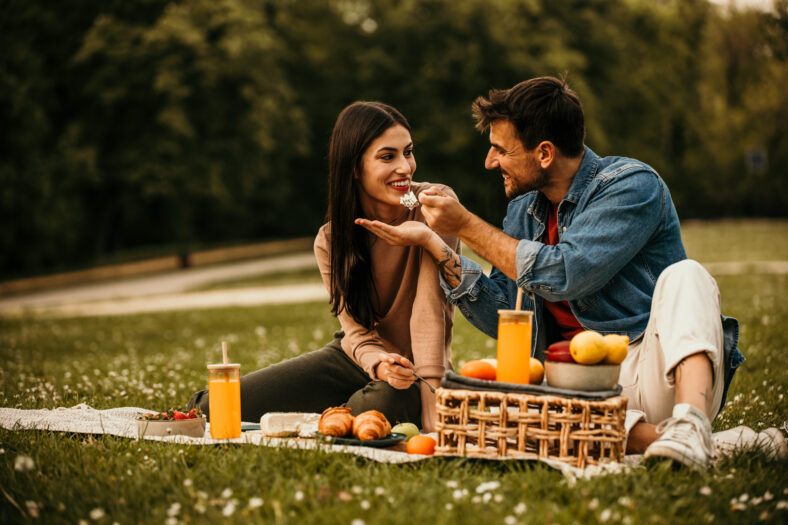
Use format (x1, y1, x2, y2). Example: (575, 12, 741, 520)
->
(314, 432, 406, 448)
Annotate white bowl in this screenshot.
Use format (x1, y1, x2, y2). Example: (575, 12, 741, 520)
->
(136, 417, 206, 438)
(544, 361, 620, 391)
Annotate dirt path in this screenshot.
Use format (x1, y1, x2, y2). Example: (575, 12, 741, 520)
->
(1, 257, 784, 318)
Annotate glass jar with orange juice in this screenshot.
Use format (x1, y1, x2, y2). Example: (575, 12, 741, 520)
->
(496, 310, 533, 384)
(207, 363, 241, 439)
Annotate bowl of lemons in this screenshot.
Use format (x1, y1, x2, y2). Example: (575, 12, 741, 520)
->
(544, 331, 628, 391)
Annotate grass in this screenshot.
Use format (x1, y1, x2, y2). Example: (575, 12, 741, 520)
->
(1, 220, 787, 524)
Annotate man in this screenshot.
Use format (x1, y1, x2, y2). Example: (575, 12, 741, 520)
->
(357, 76, 746, 469)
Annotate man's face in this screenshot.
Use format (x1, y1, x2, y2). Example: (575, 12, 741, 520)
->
(484, 120, 548, 200)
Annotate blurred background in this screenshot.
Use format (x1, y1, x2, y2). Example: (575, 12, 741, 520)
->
(1, 0, 786, 281)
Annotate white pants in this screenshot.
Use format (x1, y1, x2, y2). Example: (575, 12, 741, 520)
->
(620, 260, 725, 431)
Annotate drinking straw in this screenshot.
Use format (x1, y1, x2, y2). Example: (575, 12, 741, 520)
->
(221, 341, 229, 382)
(515, 287, 523, 310)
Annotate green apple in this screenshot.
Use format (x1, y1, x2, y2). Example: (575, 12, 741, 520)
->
(391, 422, 420, 441)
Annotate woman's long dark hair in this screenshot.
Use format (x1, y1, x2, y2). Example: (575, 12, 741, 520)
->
(327, 101, 411, 329)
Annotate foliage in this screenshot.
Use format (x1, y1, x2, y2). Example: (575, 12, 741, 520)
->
(1, 0, 786, 278)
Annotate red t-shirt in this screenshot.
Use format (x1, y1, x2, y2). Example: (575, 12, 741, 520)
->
(543, 203, 584, 340)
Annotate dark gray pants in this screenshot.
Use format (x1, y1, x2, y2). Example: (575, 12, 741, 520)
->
(188, 332, 422, 427)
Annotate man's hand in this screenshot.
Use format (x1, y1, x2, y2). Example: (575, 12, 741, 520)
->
(354, 219, 434, 247)
(419, 189, 472, 236)
(375, 355, 417, 390)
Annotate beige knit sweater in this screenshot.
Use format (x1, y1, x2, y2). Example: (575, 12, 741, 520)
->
(314, 182, 460, 431)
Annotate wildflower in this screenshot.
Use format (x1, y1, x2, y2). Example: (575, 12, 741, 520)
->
(352, 486, 363, 494)
(361, 500, 370, 510)
(514, 502, 527, 515)
(222, 502, 236, 517)
(731, 503, 747, 511)
(14, 454, 35, 472)
(600, 509, 612, 522)
(699, 486, 712, 496)
(476, 481, 501, 493)
(351, 520, 365, 525)
(165, 519, 177, 525)
(504, 517, 517, 525)
(25, 501, 39, 518)
(759, 510, 770, 521)
(249, 498, 263, 509)
(763, 491, 773, 501)
(617, 496, 633, 508)
(196, 491, 208, 500)
(167, 502, 181, 517)
(482, 493, 492, 503)
(374, 487, 385, 496)
(446, 480, 459, 488)
(588, 498, 600, 510)
(494, 494, 504, 503)
(221, 488, 233, 499)
(194, 502, 207, 514)
(0, 448, 4, 454)
(739, 494, 749, 503)
(445, 503, 453, 510)
(183, 478, 192, 488)
(452, 489, 468, 501)
(89, 507, 105, 520)
(776, 501, 788, 510)
(295, 491, 304, 502)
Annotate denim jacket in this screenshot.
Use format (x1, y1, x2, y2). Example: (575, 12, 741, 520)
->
(442, 146, 744, 410)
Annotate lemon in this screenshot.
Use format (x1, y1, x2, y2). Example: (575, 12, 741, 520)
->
(569, 330, 607, 364)
(603, 334, 629, 364)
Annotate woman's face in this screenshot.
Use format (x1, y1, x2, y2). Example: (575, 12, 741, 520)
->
(356, 124, 416, 219)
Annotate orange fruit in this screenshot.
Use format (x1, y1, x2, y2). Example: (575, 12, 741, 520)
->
(460, 360, 497, 380)
(529, 357, 544, 384)
(406, 435, 436, 455)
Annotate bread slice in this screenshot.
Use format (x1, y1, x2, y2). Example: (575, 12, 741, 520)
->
(259, 412, 320, 437)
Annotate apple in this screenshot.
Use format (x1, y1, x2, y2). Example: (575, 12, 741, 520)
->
(546, 340, 575, 363)
(391, 422, 420, 442)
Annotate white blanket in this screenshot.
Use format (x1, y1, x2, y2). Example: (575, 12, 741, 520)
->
(0, 404, 639, 479)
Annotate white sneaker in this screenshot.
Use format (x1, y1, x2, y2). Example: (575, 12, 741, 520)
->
(712, 425, 788, 462)
(644, 404, 713, 470)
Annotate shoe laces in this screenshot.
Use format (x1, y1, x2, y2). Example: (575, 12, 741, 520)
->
(656, 415, 713, 457)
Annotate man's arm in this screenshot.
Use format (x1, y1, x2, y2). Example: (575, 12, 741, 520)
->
(418, 190, 519, 280)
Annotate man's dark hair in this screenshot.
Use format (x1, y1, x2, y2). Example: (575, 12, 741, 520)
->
(472, 76, 585, 157)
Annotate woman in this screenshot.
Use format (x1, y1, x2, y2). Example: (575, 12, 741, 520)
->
(188, 101, 460, 431)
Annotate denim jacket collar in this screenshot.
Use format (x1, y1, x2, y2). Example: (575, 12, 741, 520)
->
(526, 145, 599, 225)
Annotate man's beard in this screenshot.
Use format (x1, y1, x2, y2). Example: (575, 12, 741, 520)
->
(502, 163, 550, 200)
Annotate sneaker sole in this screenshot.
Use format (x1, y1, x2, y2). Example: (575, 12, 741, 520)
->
(644, 444, 708, 471)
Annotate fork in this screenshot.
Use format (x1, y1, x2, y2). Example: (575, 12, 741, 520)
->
(411, 371, 437, 393)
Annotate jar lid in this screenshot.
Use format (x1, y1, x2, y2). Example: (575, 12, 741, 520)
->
(207, 363, 241, 371)
(497, 309, 533, 319)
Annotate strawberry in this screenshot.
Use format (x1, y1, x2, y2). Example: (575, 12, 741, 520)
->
(187, 408, 197, 419)
(173, 410, 187, 420)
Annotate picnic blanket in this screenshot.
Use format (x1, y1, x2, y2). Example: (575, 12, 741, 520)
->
(0, 403, 639, 481)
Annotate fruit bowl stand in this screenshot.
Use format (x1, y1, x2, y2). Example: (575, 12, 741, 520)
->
(434, 383, 627, 468)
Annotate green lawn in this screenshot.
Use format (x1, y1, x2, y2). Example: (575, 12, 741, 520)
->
(1, 220, 787, 524)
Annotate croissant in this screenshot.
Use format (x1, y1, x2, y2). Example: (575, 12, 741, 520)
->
(318, 407, 354, 437)
(352, 410, 392, 441)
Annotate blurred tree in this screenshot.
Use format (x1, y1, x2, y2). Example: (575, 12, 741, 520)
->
(0, 0, 785, 278)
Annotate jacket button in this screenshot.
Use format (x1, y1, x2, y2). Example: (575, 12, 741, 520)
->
(562, 226, 567, 232)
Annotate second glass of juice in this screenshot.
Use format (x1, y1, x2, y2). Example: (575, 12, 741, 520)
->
(496, 310, 533, 384)
(207, 363, 241, 439)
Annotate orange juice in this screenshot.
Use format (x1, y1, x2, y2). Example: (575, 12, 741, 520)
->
(207, 364, 241, 439)
(496, 310, 533, 384)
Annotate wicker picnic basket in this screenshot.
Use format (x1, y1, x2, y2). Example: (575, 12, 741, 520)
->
(434, 388, 627, 468)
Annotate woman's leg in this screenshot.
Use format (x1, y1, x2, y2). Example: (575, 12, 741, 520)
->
(188, 334, 371, 422)
(346, 381, 421, 428)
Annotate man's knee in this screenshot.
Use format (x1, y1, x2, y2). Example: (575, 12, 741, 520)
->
(656, 259, 719, 298)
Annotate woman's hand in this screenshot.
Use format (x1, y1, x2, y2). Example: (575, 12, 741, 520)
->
(355, 219, 434, 247)
(375, 354, 417, 390)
